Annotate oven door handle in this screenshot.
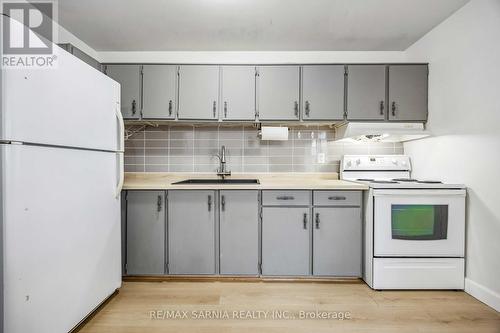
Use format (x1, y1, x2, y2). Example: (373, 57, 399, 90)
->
(373, 189, 466, 197)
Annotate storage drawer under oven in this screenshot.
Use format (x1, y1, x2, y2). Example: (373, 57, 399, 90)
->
(373, 258, 465, 290)
(373, 189, 466, 257)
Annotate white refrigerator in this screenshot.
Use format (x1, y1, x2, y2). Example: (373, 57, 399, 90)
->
(1, 18, 124, 333)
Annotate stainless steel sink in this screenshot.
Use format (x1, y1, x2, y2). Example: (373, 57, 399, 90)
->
(172, 178, 260, 185)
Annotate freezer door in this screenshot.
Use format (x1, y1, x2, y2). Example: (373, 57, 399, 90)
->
(2, 144, 122, 333)
(1, 38, 121, 152)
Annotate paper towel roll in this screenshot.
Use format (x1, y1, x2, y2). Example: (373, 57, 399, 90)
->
(260, 127, 289, 141)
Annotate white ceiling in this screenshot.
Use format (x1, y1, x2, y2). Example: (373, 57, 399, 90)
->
(58, 0, 469, 52)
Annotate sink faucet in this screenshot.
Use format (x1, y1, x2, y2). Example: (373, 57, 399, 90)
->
(216, 145, 231, 179)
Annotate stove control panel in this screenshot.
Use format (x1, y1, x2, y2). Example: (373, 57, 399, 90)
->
(342, 155, 411, 171)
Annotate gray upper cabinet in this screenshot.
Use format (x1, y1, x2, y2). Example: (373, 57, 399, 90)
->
(312, 207, 362, 277)
(105, 65, 141, 119)
(219, 191, 259, 275)
(178, 65, 219, 120)
(221, 66, 256, 121)
(142, 65, 177, 119)
(302, 65, 345, 121)
(257, 66, 300, 120)
(388, 65, 428, 121)
(58, 43, 102, 71)
(126, 191, 165, 275)
(168, 190, 216, 274)
(262, 207, 310, 276)
(346, 65, 386, 121)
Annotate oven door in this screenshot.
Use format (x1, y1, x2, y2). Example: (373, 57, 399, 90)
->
(374, 189, 466, 257)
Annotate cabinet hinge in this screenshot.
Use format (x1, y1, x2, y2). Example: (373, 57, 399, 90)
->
(255, 67, 259, 77)
(344, 66, 348, 76)
(140, 65, 144, 75)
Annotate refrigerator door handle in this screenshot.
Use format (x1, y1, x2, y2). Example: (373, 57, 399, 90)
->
(116, 152, 124, 198)
(115, 102, 125, 153)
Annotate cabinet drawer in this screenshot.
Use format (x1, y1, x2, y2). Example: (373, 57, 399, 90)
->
(262, 191, 310, 206)
(313, 191, 361, 206)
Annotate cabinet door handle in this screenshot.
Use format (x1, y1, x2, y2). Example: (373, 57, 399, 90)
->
(391, 101, 396, 116)
(276, 196, 294, 201)
(379, 101, 384, 115)
(213, 101, 217, 118)
(315, 213, 320, 229)
(328, 196, 346, 201)
(303, 213, 308, 229)
(224, 101, 228, 118)
(132, 99, 137, 115)
(168, 100, 173, 116)
(221, 195, 225, 211)
(294, 101, 299, 117)
(157, 195, 162, 212)
(208, 195, 212, 211)
(305, 100, 310, 117)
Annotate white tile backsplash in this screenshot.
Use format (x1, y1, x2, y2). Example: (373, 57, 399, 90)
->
(124, 125, 404, 173)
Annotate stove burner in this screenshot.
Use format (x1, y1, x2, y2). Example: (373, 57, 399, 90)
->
(392, 178, 418, 182)
(357, 178, 374, 181)
(417, 180, 443, 184)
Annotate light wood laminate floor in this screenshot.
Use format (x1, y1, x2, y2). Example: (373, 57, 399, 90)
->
(79, 281, 500, 333)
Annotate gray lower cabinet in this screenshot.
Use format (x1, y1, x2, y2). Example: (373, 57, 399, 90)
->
(126, 191, 166, 275)
(312, 207, 362, 277)
(257, 66, 300, 120)
(219, 191, 259, 275)
(262, 207, 310, 276)
(142, 65, 177, 119)
(105, 65, 141, 119)
(388, 65, 428, 121)
(178, 65, 219, 120)
(168, 190, 216, 274)
(221, 66, 256, 120)
(302, 65, 345, 121)
(346, 65, 386, 121)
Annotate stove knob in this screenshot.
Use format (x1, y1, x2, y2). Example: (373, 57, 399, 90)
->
(392, 159, 398, 165)
(346, 160, 352, 167)
(355, 159, 361, 165)
(402, 160, 408, 166)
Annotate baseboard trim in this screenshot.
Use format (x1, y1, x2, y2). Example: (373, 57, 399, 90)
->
(465, 278, 500, 312)
(123, 275, 363, 284)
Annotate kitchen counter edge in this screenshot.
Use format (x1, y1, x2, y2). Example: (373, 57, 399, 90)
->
(123, 172, 369, 191)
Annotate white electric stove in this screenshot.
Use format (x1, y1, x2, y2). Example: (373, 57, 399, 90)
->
(341, 155, 466, 290)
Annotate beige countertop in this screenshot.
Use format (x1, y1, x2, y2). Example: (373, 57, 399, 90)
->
(123, 173, 368, 190)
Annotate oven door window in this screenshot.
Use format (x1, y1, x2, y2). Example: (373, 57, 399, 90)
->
(391, 205, 448, 240)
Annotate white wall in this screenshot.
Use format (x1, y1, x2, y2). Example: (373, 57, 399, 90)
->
(404, 0, 500, 311)
(98, 51, 407, 64)
(56, 24, 101, 61)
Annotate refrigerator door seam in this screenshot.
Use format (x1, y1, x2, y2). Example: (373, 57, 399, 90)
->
(16, 141, 119, 153)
